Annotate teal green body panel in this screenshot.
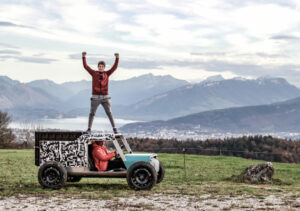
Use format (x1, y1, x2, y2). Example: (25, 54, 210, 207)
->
(124, 154, 151, 169)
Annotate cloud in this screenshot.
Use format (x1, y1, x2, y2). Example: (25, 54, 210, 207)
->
(120, 60, 161, 69)
(0, 21, 31, 28)
(0, 42, 19, 49)
(0, 45, 57, 64)
(0, 49, 21, 55)
(0, 55, 14, 60)
(69, 53, 112, 61)
(270, 35, 300, 40)
(68, 52, 294, 75)
(42, 0, 119, 35)
(191, 52, 228, 56)
(191, 51, 285, 58)
(115, 13, 214, 47)
(16, 56, 57, 64)
(163, 60, 265, 74)
(0, 4, 42, 28)
(2, 0, 300, 84)
(229, 4, 300, 37)
(69, 53, 161, 69)
(254, 52, 284, 58)
(0, 55, 57, 64)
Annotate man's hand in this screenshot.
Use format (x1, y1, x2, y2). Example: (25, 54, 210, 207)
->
(82, 52, 87, 57)
(114, 53, 119, 58)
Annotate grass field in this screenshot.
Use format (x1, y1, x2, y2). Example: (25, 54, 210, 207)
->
(0, 149, 300, 199)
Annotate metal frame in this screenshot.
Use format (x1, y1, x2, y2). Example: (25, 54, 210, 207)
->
(115, 134, 132, 154)
(112, 139, 126, 161)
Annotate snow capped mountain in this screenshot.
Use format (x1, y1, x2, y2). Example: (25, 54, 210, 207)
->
(116, 77, 300, 120)
(201, 75, 225, 83)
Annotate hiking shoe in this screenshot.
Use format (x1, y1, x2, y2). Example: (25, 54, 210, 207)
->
(113, 128, 118, 134)
(85, 129, 91, 134)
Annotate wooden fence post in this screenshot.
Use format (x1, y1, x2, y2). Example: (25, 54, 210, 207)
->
(183, 148, 186, 180)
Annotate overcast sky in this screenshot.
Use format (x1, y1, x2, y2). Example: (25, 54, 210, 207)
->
(1, 0, 300, 85)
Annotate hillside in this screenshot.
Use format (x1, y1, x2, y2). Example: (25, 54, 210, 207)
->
(121, 95, 300, 133)
(117, 77, 300, 120)
(0, 74, 188, 120)
(65, 73, 189, 108)
(3, 75, 300, 122)
(27, 79, 74, 101)
(0, 76, 60, 110)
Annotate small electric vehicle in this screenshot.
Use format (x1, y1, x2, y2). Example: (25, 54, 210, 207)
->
(35, 131, 165, 190)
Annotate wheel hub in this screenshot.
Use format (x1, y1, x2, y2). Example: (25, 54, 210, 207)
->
(133, 168, 151, 186)
(44, 167, 60, 184)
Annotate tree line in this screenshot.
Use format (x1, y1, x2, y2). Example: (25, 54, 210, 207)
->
(127, 136, 300, 163)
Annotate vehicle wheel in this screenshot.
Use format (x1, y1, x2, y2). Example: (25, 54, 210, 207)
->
(157, 161, 165, 184)
(67, 176, 82, 182)
(127, 161, 157, 190)
(38, 161, 67, 189)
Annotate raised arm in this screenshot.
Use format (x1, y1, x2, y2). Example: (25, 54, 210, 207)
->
(82, 52, 94, 75)
(107, 53, 119, 76)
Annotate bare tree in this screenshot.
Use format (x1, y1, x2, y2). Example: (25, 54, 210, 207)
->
(0, 111, 15, 148)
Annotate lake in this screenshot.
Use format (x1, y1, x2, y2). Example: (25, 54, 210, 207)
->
(10, 116, 138, 132)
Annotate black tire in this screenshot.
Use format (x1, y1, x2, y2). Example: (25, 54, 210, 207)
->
(67, 176, 82, 182)
(157, 160, 165, 184)
(38, 161, 67, 189)
(127, 161, 157, 190)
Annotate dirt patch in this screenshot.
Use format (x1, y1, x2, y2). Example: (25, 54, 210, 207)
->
(0, 193, 299, 210)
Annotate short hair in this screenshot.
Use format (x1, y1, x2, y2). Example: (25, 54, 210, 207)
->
(98, 61, 106, 67)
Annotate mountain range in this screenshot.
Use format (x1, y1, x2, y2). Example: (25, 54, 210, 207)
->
(0, 76, 60, 110)
(0, 74, 189, 120)
(2, 74, 300, 131)
(116, 77, 300, 120)
(64, 74, 189, 109)
(121, 96, 300, 133)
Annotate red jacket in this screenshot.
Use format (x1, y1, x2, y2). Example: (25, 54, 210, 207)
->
(82, 57, 119, 95)
(92, 142, 116, 171)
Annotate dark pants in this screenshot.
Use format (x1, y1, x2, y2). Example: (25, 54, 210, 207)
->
(106, 158, 126, 171)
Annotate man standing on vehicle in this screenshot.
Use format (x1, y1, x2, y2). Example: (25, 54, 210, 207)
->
(82, 52, 119, 134)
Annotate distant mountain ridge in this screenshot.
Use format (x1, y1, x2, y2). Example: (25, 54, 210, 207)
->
(0, 74, 189, 120)
(27, 79, 74, 101)
(201, 74, 224, 83)
(65, 73, 189, 108)
(116, 77, 300, 120)
(2, 74, 300, 123)
(121, 95, 300, 133)
(60, 80, 90, 95)
(0, 76, 60, 110)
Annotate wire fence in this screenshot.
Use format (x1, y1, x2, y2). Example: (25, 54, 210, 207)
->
(145, 147, 300, 156)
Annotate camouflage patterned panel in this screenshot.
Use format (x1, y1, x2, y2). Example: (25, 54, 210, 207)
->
(39, 133, 115, 167)
(39, 141, 60, 163)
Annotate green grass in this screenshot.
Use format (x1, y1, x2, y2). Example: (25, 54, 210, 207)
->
(0, 149, 300, 198)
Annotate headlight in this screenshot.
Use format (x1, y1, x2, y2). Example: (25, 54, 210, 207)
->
(150, 158, 159, 172)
